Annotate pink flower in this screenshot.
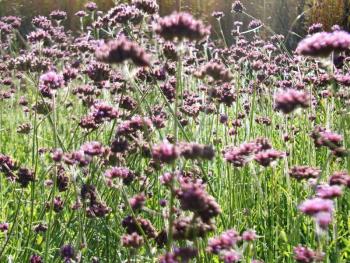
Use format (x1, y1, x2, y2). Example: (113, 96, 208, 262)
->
(152, 140, 179, 163)
(155, 12, 210, 42)
(299, 198, 333, 216)
(296, 31, 350, 57)
(315, 212, 332, 230)
(221, 250, 241, 263)
(316, 185, 342, 199)
(293, 245, 322, 263)
(95, 36, 151, 67)
(274, 89, 310, 114)
(242, 229, 257, 242)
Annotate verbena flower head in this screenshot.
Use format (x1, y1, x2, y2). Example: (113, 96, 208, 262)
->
(289, 166, 321, 180)
(293, 245, 324, 262)
(248, 19, 263, 30)
(90, 101, 119, 122)
(224, 142, 257, 167)
(106, 4, 142, 25)
(39, 71, 64, 90)
(50, 10, 67, 21)
(207, 229, 241, 254)
(335, 74, 350, 86)
(27, 29, 50, 43)
(29, 254, 43, 263)
(329, 171, 350, 187)
(159, 247, 197, 263)
(132, 0, 159, 14)
(155, 12, 210, 42)
(296, 31, 350, 57)
(316, 184, 342, 199)
(60, 244, 76, 261)
(1, 16, 21, 29)
(32, 16, 52, 30)
(0, 222, 9, 232)
(221, 250, 241, 263)
(152, 140, 179, 163)
(311, 126, 344, 152)
(81, 141, 104, 156)
(75, 10, 88, 17)
(95, 36, 151, 67)
(16, 168, 35, 187)
(232, 1, 244, 13)
(105, 167, 135, 184)
(254, 149, 284, 167)
(212, 11, 224, 19)
(178, 142, 215, 160)
(308, 23, 323, 35)
(176, 178, 221, 221)
(121, 233, 144, 248)
(299, 198, 333, 216)
(199, 61, 233, 83)
(274, 89, 310, 114)
(315, 211, 333, 230)
(129, 193, 146, 211)
(242, 229, 257, 241)
(85, 2, 98, 12)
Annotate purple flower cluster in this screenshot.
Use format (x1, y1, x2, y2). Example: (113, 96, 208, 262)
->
(207, 229, 241, 254)
(299, 197, 333, 216)
(316, 184, 342, 199)
(105, 166, 135, 185)
(176, 178, 221, 222)
(152, 140, 179, 163)
(224, 142, 257, 167)
(293, 245, 324, 262)
(207, 228, 260, 262)
(105, 4, 142, 25)
(85, 2, 98, 12)
(50, 10, 67, 21)
(329, 171, 350, 186)
(132, 0, 159, 15)
(155, 12, 210, 42)
(232, 1, 244, 13)
(117, 116, 153, 137)
(335, 74, 350, 86)
(311, 126, 346, 156)
(121, 233, 144, 248)
(299, 196, 335, 231)
(198, 61, 233, 83)
(39, 71, 64, 90)
(274, 89, 310, 114)
(80, 101, 119, 130)
(95, 36, 151, 67)
(224, 139, 283, 167)
(254, 149, 285, 167)
(178, 142, 215, 160)
(248, 19, 263, 30)
(307, 23, 323, 35)
(289, 166, 321, 181)
(297, 31, 350, 57)
(159, 247, 197, 263)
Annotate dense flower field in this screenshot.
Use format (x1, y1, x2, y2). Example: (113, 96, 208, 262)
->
(1, 0, 350, 262)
